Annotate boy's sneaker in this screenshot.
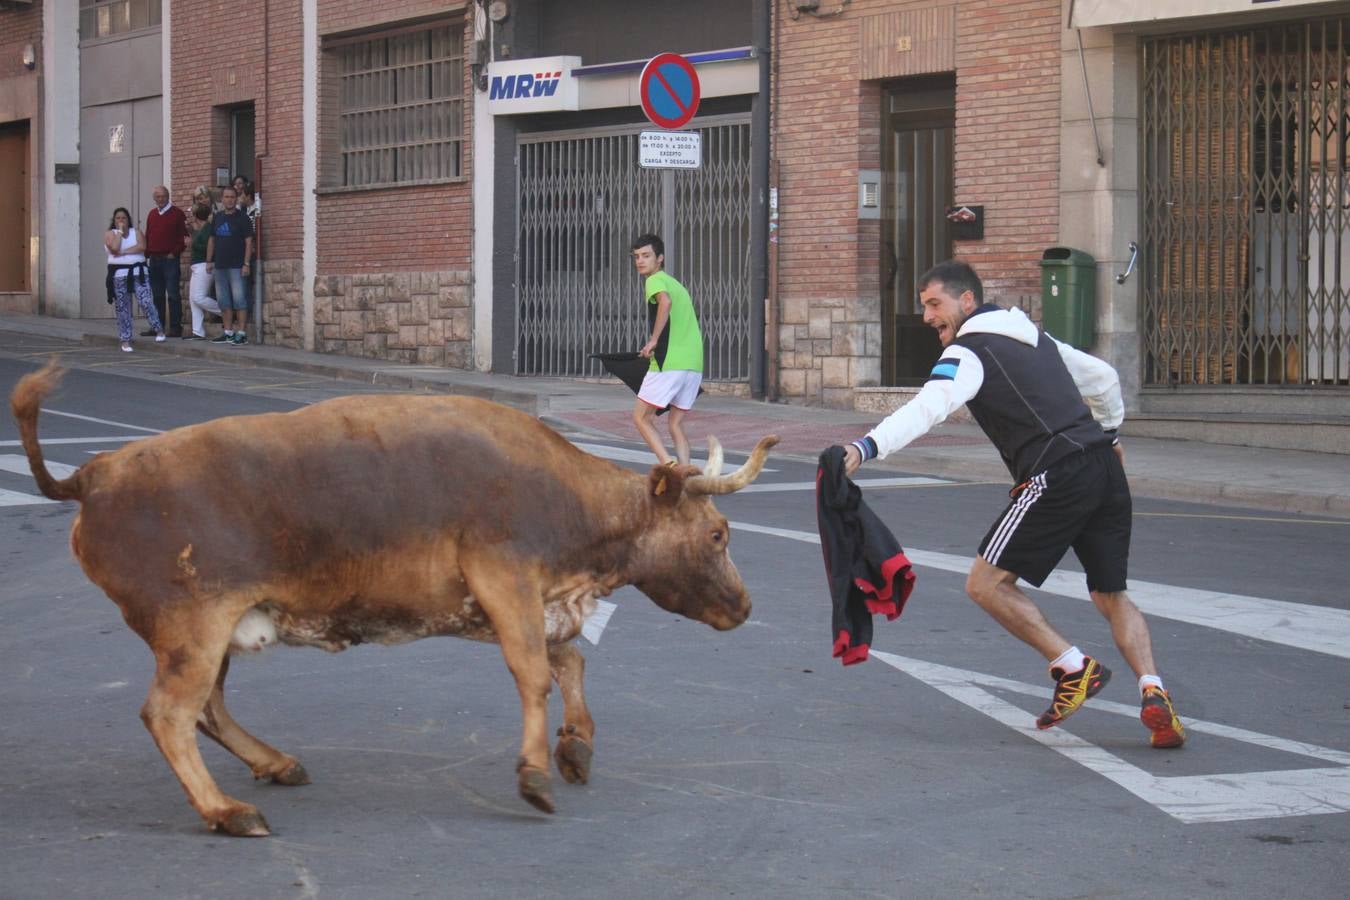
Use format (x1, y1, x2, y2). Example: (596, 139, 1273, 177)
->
(1140, 686, 1187, 748)
(1036, 657, 1111, 730)
(211, 332, 233, 343)
(232, 332, 248, 345)
(182, 332, 206, 341)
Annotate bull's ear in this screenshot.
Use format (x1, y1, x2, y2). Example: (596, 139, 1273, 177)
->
(647, 462, 686, 504)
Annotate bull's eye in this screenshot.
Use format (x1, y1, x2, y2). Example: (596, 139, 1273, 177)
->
(711, 529, 725, 544)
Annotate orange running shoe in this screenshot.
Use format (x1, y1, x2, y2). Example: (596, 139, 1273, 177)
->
(1140, 686, 1187, 748)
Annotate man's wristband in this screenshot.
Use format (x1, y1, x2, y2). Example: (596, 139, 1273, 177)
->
(1104, 428, 1120, 446)
(850, 436, 878, 462)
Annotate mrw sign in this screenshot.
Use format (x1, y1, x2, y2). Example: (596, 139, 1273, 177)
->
(487, 56, 581, 114)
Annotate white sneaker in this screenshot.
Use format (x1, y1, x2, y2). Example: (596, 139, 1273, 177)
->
(120, 343, 134, 353)
(155, 333, 167, 342)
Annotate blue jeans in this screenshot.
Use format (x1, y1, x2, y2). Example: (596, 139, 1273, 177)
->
(213, 267, 249, 312)
(147, 255, 182, 332)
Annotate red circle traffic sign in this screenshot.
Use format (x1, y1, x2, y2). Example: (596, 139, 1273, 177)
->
(639, 53, 701, 130)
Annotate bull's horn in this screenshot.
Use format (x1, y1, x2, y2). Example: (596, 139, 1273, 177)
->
(685, 435, 780, 495)
(702, 436, 725, 477)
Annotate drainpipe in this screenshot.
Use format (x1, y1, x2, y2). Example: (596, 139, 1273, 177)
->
(750, 0, 771, 398)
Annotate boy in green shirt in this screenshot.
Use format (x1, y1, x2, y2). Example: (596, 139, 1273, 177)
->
(631, 233, 704, 466)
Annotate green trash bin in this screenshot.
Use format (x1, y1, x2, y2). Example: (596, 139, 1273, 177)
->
(1038, 247, 1096, 349)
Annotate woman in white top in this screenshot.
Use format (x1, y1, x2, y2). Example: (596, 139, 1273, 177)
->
(104, 206, 166, 352)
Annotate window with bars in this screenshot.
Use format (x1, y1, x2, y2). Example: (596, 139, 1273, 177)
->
(332, 24, 465, 189)
(79, 0, 161, 41)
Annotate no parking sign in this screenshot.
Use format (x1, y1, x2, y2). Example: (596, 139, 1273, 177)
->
(639, 53, 701, 130)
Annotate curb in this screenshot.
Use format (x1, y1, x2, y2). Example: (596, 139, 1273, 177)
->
(75, 332, 543, 415)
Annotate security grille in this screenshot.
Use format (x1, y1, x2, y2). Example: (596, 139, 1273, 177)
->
(335, 25, 464, 188)
(1142, 21, 1350, 387)
(516, 118, 752, 379)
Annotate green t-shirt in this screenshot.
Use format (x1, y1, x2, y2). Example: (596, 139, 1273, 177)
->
(190, 225, 210, 264)
(645, 270, 703, 373)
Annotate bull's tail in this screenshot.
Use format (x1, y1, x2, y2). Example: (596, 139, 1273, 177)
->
(9, 360, 84, 502)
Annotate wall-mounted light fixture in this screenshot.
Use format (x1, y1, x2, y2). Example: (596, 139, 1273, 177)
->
(22, 43, 36, 71)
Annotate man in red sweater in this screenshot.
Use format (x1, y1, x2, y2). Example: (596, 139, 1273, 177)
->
(144, 185, 189, 337)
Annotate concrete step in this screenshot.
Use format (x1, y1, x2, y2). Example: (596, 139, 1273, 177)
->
(1124, 413, 1350, 454)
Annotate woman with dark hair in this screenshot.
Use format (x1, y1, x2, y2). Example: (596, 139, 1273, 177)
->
(232, 175, 260, 217)
(104, 206, 165, 352)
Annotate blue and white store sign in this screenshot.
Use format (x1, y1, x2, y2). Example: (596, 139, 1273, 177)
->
(487, 56, 582, 114)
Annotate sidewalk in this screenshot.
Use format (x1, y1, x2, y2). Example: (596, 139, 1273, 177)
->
(2, 312, 1346, 517)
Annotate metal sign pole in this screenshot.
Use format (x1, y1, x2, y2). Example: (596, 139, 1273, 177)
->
(661, 168, 676, 273)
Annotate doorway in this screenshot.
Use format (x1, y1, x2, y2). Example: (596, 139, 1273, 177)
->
(231, 105, 255, 184)
(79, 96, 163, 316)
(881, 75, 954, 385)
(0, 121, 30, 293)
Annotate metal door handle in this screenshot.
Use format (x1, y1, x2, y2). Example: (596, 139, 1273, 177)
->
(1115, 241, 1138, 285)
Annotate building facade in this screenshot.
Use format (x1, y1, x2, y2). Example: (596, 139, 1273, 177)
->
(5, 0, 1345, 450)
(771, 0, 1067, 410)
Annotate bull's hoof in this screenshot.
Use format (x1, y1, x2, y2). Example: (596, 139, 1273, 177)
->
(209, 806, 271, 837)
(269, 761, 311, 786)
(516, 762, 555, 814)
(554, 734, 593, 785)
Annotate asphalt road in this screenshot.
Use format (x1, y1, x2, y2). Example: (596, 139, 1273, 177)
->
(2, 353, 1348, 899)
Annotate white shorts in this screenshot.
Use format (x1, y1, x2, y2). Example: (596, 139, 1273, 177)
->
(638, 369, 702, 411)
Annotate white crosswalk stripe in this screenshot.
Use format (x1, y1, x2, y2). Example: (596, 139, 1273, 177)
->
(0, 454, 79, 479)
(729, 520, 1350, 661)
(0, 487, 57, 507)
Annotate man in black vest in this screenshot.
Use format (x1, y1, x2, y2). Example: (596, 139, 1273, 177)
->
(840, 260, 1185, 748)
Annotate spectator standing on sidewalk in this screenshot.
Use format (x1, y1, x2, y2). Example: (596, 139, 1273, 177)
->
(206, 186, 254, 345)
(837, 260, 1187, 750)
(233, 175, 260, 218)
(104, 206, 166, 353)
(630, 233, 703, 466)
(183, 203, 221, 341)
(193, 185, 221, 216)
(143, 185, 189, 338)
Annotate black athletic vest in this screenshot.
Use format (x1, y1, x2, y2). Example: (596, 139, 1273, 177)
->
(954, 329, 1111, 483)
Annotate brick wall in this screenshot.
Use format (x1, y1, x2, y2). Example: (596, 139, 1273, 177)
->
(773, 0, 1061, 406)
(314, 1, 473, 365)
(170, 0, 474, 366)
(953, 0, 1061, 305)
(0, 0, 42, 83)
(315, 1, 472, 274)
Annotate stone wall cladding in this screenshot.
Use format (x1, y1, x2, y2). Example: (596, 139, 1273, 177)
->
(313, 269, 471, 366)
(773, 0, 1060, 407)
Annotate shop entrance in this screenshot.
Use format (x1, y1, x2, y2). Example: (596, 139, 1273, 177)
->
(881, 75, 954, 385)
(1142, 21, 1350, 386)
(515, 116, 752, 381)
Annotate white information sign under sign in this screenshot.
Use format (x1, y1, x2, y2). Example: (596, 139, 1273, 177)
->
(639, 131, 701, 170)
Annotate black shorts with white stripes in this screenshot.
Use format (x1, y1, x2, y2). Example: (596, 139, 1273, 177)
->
(977, 442, 1130, 592)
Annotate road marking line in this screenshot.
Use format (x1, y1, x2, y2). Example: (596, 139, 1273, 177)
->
(244, 380, 326, 391)
(0, 436, 142, 447)
(871, 653, 1350, 824)
(40, 408, 164, 433)
(20, 348, 103, 357)
(739, 476, 955, 493)
(729, 521, 1350, 660)
(0, 487, 57, 507)
(571, 441, 778, 472)
(0, 455, 79, 479)
(1135, 511, 1349, 526)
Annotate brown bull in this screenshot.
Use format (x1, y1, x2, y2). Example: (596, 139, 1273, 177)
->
(10, 361, 777, 836)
